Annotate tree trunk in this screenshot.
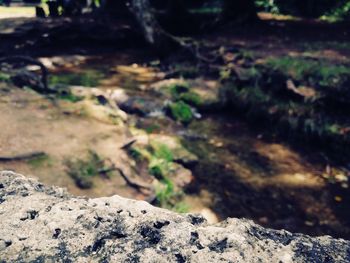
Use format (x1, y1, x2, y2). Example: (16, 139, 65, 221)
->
(221, 0, 257, 22)
(127, 0, 171, 50)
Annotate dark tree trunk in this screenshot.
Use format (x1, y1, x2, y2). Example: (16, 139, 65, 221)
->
(221, 0, 258, 22)
(127, 0, 172, 50)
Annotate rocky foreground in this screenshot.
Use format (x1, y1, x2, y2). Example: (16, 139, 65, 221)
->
(0, 171, 349, 262)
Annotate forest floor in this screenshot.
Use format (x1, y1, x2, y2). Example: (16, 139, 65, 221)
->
(0, 10, 350, 239)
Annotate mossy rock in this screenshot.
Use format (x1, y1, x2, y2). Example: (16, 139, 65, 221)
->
(168, 101, 193, 124)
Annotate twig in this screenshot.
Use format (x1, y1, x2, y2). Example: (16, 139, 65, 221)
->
(98, 166, 152, 191)
(0, 152, 47, 162)
(120, 139, 137, 150)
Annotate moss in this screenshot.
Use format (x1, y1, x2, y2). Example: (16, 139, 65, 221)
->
(0, 72, 10, 82)
(49, 70, 105, 87)
(266, 57, 350, 86)
(169, 83, 190, 97)
(179, 92, 202, 107)
(168, 101, 193, 124)
(27, 154, 52, 168)
(169, 83, 202, 107)
(148, 143, 173, 180)
(57, 91, 84, 103)
(152, 143, 173, 163)
(155, 178, 188, 213)
(144, 124, 161, 134)
(64, 151, 105, 189)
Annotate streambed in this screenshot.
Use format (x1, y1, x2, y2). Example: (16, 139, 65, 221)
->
(1, 51, 350, 239)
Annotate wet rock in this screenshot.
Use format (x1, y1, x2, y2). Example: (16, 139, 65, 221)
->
(118, 97, 164, 117)
(10, 70, 47, 93)
(150, 78, 223, 111)
(0, 171, 349, 262)
(59, 99, 127, 124)
(169, 163, 194, 189)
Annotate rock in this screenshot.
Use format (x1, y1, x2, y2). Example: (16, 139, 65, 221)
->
(0, 171, 349, 262)
(59, 99, 127, 124)
(168, 163, 194, 189)
(148, 78, 188, 96)
(118, 97, 164, 117)
(10, 70, 46, 93)
(149, 78, 222, 111)
(189, 79, 222, 110)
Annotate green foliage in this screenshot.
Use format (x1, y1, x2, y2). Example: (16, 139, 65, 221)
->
(168, 101, 193, 124)
(169, 83, 202, 107)
(49, 70, 104, 87)
(57, 91, 84, 103)
(128, 142, 187, 212)
(0, 72, 10, 82)
(27, 154, 52, 168)
(266, 57, 350, 86)
(155, 178, 188, 213)
(148, 143, 173, 179)
(256, 0, 280, 13)
(179, 92, 202, 107)
(322, 1, 350, 21)
(169, 83, 190, 97)
(152, 143, 173, 162)
(64, 150, 105, 189)
(144, 124, 161, 134)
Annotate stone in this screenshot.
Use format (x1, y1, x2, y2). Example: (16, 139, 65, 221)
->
(0, 171, 349, 262)
(117, 97, 164, 117)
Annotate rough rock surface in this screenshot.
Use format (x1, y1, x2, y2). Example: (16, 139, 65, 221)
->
(0, 171, 349, 263)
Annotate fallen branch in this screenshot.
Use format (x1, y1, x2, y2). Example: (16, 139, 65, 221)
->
(98, 166, 153, 191)
(0, 152, 47, 162)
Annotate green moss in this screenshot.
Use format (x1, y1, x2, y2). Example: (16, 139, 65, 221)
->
(179, 92, 202, 107)
(57, 92, 84, 103)
(169, 83, 190, 97)
(148, 143, 173, 180)
(144, 124, 161, 134)
(152, 143, 173, 162)
(266, 57, 350, 86)
(0, 72, 10, 82)
(168, 83, 202, 107)
(64, 150, 105, 189)
(27, 154, 51, 168)
(168, 101, 193, 124)
(49, 70, 105, 87)
(155, 178, 188, 213)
